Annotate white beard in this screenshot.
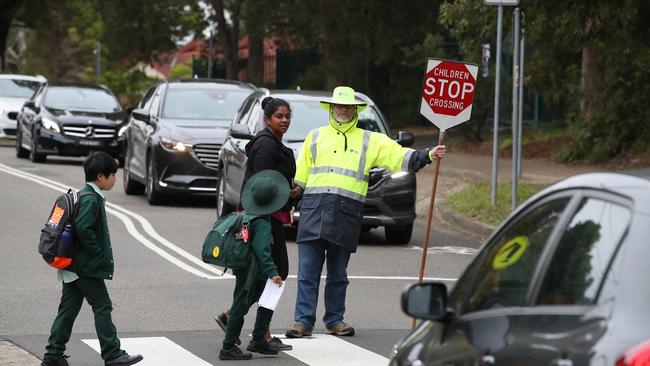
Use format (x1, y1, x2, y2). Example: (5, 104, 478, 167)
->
(332, 110, 355, 123)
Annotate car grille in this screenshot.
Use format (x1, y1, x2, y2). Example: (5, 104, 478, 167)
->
(2, 128, 16, 136)
(62, 125, 116, 139)
(192, 144, 221, 169)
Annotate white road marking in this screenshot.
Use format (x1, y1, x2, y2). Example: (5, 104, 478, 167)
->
(278, 334, 389, 366)
(0, 163, 459, 282)
(409, 245, 479, 255)
(0, 163, 230, 280)
(82, 337, 212, 366)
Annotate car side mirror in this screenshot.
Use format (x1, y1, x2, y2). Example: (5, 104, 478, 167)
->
(401, 282, 448, 321)
(396, 131, 415, 147)
(230, 123, 253, 139)
(132, 108, 151, 124)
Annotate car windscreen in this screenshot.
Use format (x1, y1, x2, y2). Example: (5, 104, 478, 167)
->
(161, 88, 251, 123)
(283, 100, 388, 141)
(0, 79, 42, 98)
(44, 87, 122, 112)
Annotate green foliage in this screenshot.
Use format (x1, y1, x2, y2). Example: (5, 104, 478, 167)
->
(440, 0, 650, 162)
(168, 60, 194, 80)
(98, 69, 158, 110)
(447, 181, 543, 226)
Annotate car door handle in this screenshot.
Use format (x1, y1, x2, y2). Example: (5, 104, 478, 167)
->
(480, 354, 495, 366)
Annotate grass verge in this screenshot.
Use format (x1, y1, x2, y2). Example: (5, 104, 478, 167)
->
(446, 181, 544, 226)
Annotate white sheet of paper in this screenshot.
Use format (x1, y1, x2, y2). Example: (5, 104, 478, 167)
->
(257, 278, 285, 311)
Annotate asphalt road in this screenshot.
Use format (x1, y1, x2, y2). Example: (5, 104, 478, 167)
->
(0, 145, 479, 366)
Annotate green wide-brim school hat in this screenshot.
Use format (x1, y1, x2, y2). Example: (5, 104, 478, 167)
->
(240, 170, 290, 215)
(320, 86, 367, 112)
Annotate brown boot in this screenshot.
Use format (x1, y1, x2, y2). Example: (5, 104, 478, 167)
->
(326, 321, 355, 336)
(285, 322, 312, 338)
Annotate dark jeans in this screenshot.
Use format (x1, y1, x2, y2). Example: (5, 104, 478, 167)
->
(223, 270, 273, 350)
(270, 217, 289, 280)
(294, 239, 351, 329)
(44, 277, 122, 361)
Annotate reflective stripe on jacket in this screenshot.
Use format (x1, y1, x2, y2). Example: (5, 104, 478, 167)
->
(294, 123, 415, 203)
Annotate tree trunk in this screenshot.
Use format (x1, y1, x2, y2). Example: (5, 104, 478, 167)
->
(0, 0, 23, 71)
(211, 0, 242, 80)
(579, 17, 595, 119)
(247, 34, 264, 85)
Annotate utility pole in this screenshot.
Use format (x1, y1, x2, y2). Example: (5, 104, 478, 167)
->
(93, 41, 101, 81)
(207, 31, 213, 79)
(511, 8, 521, 210)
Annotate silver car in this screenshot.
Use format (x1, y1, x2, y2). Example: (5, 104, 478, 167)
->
(0, 74, 46, 138)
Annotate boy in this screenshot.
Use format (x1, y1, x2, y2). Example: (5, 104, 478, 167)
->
(219, 170, 288, 361)
(42, 152, 143, 366)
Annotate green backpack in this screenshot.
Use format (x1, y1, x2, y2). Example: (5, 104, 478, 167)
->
(201, 212, 252, 271)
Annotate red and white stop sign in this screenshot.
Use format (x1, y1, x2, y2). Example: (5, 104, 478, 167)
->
(419, 58, 478, 130)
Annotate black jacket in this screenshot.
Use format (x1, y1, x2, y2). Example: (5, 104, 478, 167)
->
(241, 128, 296, 211)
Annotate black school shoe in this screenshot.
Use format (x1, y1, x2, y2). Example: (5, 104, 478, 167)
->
(214, 312, 241, 346)
(104, 351, 143, 366)
(219, 346, 253, 360)
(41, 355, 70, 366)
(246, 339, 279, 355)
(268, 337, 293, 351)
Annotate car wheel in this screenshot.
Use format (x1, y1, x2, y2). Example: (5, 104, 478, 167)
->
(145, 157, 167, 205)
(29, 130, 46, 163)
(385, 224, 413, 245)
(15, 128, 28, 158)
(123, 150, 144, 195)
(216, 170, 234, 219)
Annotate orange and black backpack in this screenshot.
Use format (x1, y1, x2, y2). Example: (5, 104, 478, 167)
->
(38, 189, 94, 269)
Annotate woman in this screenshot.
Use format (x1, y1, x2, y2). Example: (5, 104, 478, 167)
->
(216, 96, 299, 352)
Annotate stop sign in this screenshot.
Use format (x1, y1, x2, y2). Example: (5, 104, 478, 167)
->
(419, 58, 478, 130)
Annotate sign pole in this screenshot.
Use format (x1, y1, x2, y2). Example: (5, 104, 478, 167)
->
(491, 4, 503, 206)
(511, 8, 520, 210)
(412, 129, 445, 330)
(517, 19, 525, 179)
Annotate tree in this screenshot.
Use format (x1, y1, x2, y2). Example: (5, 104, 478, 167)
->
(211, 0, 243, 80)
(0, 0, 23, 71)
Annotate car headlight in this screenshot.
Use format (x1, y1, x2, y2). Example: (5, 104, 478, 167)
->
(117, 125, 128, 137)
(160, 137, 187, 152)
(391, 172, 409, 179)
(41, 118, 61, 133)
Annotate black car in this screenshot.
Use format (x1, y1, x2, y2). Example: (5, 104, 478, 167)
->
(15, 83, 127, 163)
(122, 78, 255, 204)
(217, 89, 417, 244)
(392, 171, 650, 366)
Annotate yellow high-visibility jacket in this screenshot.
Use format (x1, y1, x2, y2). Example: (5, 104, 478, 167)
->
(295, 122, 415, 203)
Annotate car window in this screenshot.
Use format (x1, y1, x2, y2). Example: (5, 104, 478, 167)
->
(149, 88, 163, 117)
(0, 79, 42, 98)
(33, 87, 45, 106)
(247, 102, 263, 133)
(464, 198, 570, 313)
(161, 88, 250, 123)
(236, 98, 255, 126)
(138, 86, 157, 109)
(44, 87, 121, 112)
(536, 197, 631, 306)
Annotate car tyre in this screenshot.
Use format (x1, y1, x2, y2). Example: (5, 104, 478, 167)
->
(216, 170, 235, 219)
(145, 157, 167, 205)
(123, 150, 144, 195)
(15, 128, 29, 158)
(385, 224, 413, 245)
(29, 129, 46, 163)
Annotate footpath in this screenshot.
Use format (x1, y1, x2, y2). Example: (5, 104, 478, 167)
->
(409, 126, 606, 240)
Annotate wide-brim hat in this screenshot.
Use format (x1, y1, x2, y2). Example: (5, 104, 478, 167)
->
(241, 170, 290, 215)
(320, 86, 367, 112)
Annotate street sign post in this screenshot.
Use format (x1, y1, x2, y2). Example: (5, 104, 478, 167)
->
(414, 58, 478, 329)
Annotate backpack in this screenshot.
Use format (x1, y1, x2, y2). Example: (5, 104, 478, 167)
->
(38, 189, 94, 269)
(201, 212, 252, 272)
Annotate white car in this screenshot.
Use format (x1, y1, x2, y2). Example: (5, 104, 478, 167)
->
(0, 74, 47, 139)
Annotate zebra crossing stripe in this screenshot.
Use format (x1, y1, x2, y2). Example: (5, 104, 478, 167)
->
(278, 334, 389, 366)
(82, 337, 212, 366)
